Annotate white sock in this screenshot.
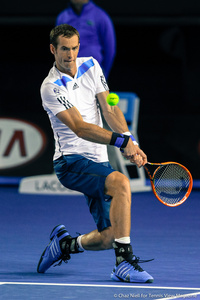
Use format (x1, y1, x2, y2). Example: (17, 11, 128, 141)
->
(77, 235, 85, 251)
(115, 237, 131, 244)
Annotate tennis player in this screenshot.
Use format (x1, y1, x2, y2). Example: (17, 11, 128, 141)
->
(37, 24, 154, 283)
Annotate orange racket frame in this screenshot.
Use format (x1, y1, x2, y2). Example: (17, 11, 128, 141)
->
(144, 162, 193, 207)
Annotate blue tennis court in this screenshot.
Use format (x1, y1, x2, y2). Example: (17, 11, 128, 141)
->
(0, 186, 199, 299)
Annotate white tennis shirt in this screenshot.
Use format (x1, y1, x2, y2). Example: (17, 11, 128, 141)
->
(41, 57, 109, 162)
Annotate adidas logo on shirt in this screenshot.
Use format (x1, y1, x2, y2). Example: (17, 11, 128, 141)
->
(73, 83, 79, 90)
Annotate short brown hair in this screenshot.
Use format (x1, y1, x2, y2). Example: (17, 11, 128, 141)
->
(50, 24, 80, 48)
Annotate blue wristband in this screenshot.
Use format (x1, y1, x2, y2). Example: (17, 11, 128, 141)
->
(110, 133, 130, 148)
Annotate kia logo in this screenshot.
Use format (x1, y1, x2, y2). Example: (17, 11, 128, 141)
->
(0, 118, 47, 170)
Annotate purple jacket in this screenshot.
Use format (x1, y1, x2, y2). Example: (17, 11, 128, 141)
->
(56, 1, 116, 78)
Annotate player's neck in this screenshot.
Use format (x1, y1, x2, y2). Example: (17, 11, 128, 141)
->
(56, 64, 77, 78)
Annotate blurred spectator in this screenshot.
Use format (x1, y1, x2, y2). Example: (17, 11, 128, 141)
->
(56, 0, 116, 78)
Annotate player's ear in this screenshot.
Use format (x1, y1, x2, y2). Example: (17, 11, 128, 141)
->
(50, 44, 56, 55)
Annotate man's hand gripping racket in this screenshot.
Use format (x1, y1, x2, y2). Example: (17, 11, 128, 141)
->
(121, 139, 147, 168)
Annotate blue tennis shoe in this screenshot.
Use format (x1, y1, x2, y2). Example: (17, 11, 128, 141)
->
(37, 225, 71, 273)
(111, 242, 154, 283)
(111, 258, 154, 283)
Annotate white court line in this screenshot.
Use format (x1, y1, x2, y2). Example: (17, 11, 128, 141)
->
(0, 282, 200, 291)
(157, 291, 200, 300)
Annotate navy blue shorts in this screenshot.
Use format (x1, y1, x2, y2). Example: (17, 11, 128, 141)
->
(53, 155, 115, 232)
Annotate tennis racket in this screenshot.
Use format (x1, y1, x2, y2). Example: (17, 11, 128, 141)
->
(144, 162, 193, 207)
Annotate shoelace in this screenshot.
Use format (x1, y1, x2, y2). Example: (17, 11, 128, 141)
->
(53, 253, 71, 268)
(53, 241, 71, 268)
(129, 256, 154, 271)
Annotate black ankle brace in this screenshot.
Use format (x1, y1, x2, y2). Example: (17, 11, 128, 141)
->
(61, 237, 83, 255)
(70, 237, 80, 253)
(113, 242, 133, 265)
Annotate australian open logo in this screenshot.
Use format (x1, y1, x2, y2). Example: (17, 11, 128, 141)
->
(53, 88, 61, 95)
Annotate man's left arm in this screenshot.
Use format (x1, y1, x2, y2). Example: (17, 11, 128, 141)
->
(97, 91, 130, 134)
(97, 91, 147, 166)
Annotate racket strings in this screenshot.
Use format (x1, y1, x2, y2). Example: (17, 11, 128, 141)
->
(153, 164, 190, 205)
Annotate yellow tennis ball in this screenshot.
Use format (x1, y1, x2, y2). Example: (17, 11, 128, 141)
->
(106, 93, 119, 106)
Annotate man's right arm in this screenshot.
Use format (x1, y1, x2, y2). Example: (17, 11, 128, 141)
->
(56, 107, 146, 167)
(56, 106, 112, 144)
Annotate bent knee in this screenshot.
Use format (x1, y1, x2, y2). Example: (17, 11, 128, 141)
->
(105, 171, 130, 197)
